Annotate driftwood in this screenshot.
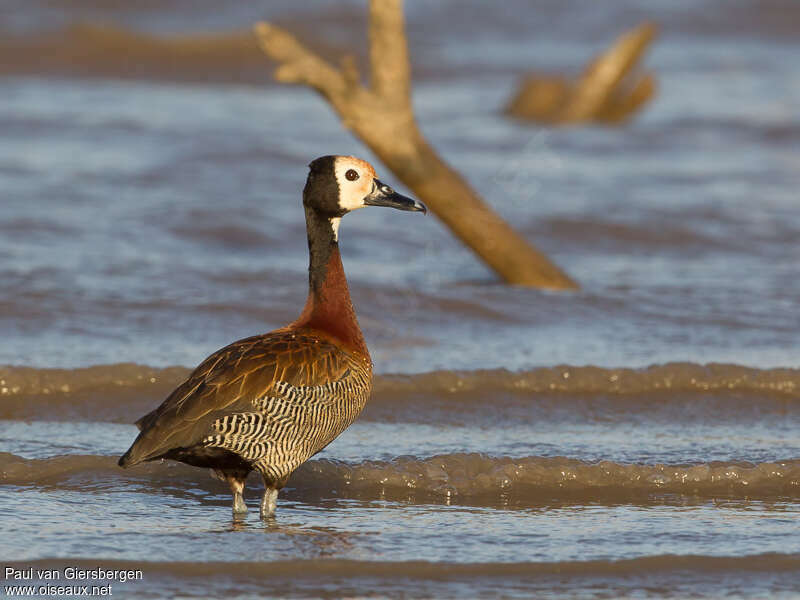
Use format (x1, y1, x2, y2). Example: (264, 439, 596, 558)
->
(254, 1, 576, 290)
(506, 23, 657, 125)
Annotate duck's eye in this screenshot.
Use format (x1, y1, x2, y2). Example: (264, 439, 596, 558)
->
(345, 169, 359, 181)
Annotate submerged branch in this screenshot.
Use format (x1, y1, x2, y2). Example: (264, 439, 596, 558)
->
(506, 23, 658, 125)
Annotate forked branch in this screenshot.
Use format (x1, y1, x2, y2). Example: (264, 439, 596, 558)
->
(255, 0, 576, 289)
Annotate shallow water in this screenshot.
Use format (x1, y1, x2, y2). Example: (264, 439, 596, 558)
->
(1, 0, 799, 598)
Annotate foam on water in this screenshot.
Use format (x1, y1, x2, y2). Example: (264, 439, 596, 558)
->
(1, 362, 798, 408)
(5, 451, 799, 503)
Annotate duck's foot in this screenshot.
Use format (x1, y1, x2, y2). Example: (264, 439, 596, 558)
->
(260, 488, 278, 519)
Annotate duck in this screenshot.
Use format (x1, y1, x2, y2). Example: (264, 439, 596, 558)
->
(118, 155, 426, 518)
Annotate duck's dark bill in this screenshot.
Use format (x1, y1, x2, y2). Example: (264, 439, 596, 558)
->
(364, 180, 427, 213)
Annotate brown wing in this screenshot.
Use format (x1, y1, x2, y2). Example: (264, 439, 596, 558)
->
(118, 329, 354, 467)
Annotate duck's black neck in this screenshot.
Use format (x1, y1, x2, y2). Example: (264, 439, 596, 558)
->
(305, 208, 338, 295)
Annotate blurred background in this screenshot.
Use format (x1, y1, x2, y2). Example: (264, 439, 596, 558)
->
(1, 0, 797, 373)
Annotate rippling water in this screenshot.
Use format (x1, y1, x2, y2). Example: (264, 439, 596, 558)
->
(1, 0, 799, 598)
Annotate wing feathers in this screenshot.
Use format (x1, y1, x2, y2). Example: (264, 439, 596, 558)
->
(119, 330, 362, 468)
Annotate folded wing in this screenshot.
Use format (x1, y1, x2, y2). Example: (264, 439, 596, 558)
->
(118, 330, 366, 468)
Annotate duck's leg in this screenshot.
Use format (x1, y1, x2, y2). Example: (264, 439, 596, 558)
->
(260, 487, 278, 519)
(214, 470, 248, 515)
(259, 472, 285, 519)
(229, 477, 248, 515)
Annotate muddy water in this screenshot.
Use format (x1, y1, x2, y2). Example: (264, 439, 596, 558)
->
(1, 0, 800, 598)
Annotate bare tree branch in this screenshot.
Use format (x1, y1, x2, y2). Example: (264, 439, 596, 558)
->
(368, 0, 411, 103)
(253, 23, 348, 101)
(559, 23, 657, 123)
(254, 1, 577, 289)
(506, 23, 657, 125)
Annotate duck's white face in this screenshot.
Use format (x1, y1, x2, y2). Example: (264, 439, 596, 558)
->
(333, 156, 377, 212)
(331, 155, 426, 217)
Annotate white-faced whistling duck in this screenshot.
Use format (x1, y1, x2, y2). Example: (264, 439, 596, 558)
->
(118, 155, 426, 518)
